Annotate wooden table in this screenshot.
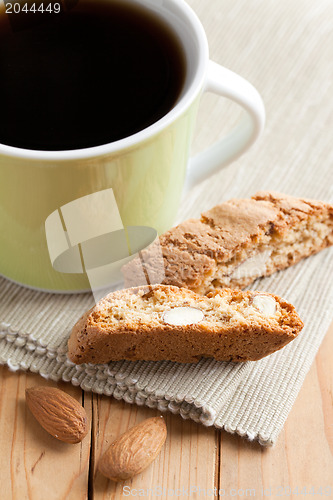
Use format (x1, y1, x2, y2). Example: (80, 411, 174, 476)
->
(0, 321, 332, 499)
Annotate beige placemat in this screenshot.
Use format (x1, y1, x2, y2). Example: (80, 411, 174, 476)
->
(1, 0, 333, 446)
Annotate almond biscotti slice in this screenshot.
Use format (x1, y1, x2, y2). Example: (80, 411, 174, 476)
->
(68, 285, 303, 364)
(122, 191, 333, 294)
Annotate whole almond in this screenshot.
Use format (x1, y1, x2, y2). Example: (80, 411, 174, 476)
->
(98, 416, 167, 482)
(25, 386, 89, 444)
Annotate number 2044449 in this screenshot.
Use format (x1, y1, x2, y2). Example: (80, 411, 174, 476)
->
(5, 3, 61, 14)
(273, 486, 331, 496)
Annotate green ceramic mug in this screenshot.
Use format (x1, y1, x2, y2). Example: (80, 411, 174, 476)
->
(0, 0, 265, 292)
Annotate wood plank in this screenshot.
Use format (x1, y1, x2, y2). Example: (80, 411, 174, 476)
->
(90, 396, 217, 499)
(0, 321, 331, 499)
(0, 368, 91, 500)
(218, 322, 333, 498)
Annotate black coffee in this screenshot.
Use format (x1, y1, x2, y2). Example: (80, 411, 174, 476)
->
(0, 1, 186, 150)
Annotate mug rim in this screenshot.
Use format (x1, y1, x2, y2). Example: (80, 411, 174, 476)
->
(0, 0, 209, 161)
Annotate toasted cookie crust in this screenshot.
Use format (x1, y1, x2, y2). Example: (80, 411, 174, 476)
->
(122, 191, 333, 294)
(68, 285, 303, 365)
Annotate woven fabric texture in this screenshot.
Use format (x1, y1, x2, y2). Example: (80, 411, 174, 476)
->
(1, 0, 333, 446)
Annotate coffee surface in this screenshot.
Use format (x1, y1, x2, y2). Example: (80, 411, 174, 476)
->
(0, 1, 186, 150)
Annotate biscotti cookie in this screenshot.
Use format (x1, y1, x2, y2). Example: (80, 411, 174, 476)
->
(122, 191, 333, 294)
(68, 285, 303, 364)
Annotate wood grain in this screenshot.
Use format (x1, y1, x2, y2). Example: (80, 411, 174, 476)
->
(90, 396, 217, 499)
(218, 322, 333, 498)
(0, 323, 331, 498)
(0, 368, 91, 500)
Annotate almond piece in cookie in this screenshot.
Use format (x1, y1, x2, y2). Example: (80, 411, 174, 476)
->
(162, 307, 204, 326)
(68, 285, 303, 364)
(122, 191, 333, 294)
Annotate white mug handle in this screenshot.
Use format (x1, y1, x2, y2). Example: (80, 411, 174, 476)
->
(184, 60, 265, 192)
